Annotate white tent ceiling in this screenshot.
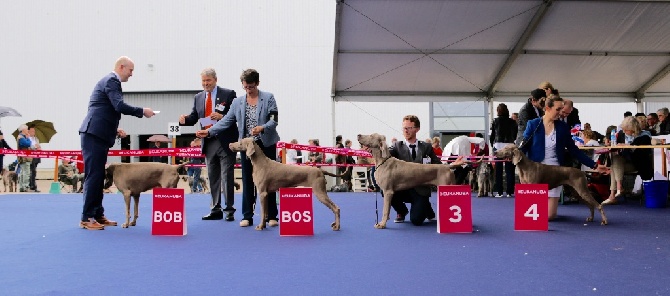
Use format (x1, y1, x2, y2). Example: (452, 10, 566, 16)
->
(332, 0, 670, 103)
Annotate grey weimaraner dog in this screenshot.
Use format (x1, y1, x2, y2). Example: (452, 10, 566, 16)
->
(495, 145, 607, 225)
(229, 137, 341, 231)
(104, 163, 185, 228)
(181, 173, 211, 193)
(357, 133, 463, 229)
(2, 168, 18, 192)
(476, 161, 494, 197)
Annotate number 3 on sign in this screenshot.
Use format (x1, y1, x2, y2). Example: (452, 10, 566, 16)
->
(524, 204, 539, 220)
(449, 205, 462, 223)
(437, 185, 472, 233)
(168, 122, 181, 136)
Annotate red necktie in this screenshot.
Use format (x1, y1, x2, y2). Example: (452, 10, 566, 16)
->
(204, 92, 213, 128)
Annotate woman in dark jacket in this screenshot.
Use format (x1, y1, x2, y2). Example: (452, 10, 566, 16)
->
(602, 116, 653, 205)
(490, 103, 518, 197)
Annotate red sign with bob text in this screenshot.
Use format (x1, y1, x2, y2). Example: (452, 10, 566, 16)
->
(152, 188, 187, 235)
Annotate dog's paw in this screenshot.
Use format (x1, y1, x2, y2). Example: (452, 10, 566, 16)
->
(586, 217, 594, 222)
(130, 221, 136, 226)
(122, 223, 129, 228)
(374, 223, 386, 229)
(255, 224, 265, 231)
(601, 220, 608, 225)
(331, 222, 340, 231)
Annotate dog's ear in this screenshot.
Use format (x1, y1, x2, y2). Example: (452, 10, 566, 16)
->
(379, 135, 389, 158)
(512, 147, 523, 165)
(246, 140, 256, 157)
(103, 164, 115, 189)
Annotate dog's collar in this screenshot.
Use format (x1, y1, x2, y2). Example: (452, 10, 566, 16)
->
(375, 156, 391, 169)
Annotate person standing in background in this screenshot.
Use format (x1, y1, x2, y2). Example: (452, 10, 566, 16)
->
(0, 129, 12, 172)
(490, 103, 517, 197)
(16, 125, 32, 192)
(27, 126, 41, 192)
(516, 88, 546, 145)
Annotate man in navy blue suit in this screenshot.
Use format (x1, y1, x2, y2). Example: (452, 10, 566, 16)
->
(78, 56, 155, 230)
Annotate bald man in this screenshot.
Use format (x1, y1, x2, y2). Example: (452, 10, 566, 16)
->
(78, 56, 156, 230)
(560, 99, 581, 128)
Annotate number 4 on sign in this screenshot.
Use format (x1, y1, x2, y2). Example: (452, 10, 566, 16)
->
(524, 204, 540, 220)
(514, 184, 548, 231)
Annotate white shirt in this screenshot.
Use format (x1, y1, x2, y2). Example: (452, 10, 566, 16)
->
(442, 136, 485, 157)
(286, 149, 298, 164)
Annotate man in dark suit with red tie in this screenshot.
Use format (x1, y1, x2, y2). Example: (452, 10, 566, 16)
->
(78, 56, 155, 230)
(179, 68, 238, 221)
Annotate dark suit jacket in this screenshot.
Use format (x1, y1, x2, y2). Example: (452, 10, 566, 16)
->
(181, 86, 238, 153)
(516, 99, 543, 145)
(521, 118, 595, 169)
(565, 107, 581, 128)
(561, 108, 582, 128)
(79, 72, 143, 147)
(659, 118, 670, 135)
(389, 140, 441, 196)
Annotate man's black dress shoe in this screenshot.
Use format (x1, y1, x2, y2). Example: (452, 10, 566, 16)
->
(202, 211, 224, 220)
(225, 212, 235, 221)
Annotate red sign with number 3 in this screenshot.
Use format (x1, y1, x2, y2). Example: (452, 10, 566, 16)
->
(514, 184, 548, 231)
(437, 185, 472, 233)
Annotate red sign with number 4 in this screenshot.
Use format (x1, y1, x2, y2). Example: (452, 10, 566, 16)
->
(437, 185, 472, 233)
(514, 184, 548, 231)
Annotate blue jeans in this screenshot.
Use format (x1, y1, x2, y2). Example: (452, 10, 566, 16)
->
(187, 167, 203, 192)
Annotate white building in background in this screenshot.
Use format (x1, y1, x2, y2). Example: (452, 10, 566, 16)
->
(0, 1, 667, 169)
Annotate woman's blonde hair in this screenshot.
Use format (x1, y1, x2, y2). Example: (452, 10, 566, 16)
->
(620, 116, 641, 136)
(538, 81, 554, 91)
(432, 136, 440, 145)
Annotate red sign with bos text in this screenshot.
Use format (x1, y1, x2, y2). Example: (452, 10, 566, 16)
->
(514, 184, 548, 231)
(151, 188, 187, 236)
(437, 185, 473, 233)
(279, 187, 314, 236)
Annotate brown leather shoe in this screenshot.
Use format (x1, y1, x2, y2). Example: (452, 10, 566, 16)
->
(96, 216, 118, 226)
(80, 218, 105, 230)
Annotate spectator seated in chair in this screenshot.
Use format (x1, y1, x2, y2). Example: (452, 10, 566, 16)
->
(59, 157, 84, 193)
(602, 116, 653, 205)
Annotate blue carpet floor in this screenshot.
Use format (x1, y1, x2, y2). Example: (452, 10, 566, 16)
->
(0, 192, 668, 295)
